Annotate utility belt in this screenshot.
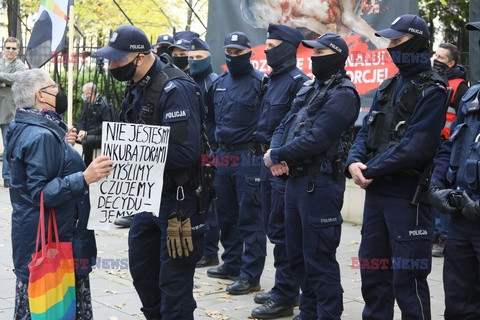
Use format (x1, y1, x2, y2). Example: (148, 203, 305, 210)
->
(289, 161, 333, 179)
(218, 141, 252, 152)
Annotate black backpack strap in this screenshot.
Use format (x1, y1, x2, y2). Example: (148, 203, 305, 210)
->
(140, 58, 190, 125)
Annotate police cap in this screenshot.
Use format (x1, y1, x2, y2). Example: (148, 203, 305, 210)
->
(188, 38, 211, 52)
(224, 31, 251, 50)
(302, 33, 348, 59)
(95, 25, 151, 61)
(466, 21, 480, 31)
(375, 14, 430, 39)
(156, 34, 173, 45)
(267, 24, 303, 47)
(169, 31, 200, 51)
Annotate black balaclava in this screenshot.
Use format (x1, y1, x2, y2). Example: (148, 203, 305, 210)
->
(311, 53, 345, 83)
(265, 41, 297, 74)
(226, 51, 253, 77)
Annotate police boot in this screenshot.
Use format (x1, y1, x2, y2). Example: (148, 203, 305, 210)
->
(226, 279, 261, 295)
(254, 290, 272, 304)
(207, 264, 239, 280)
(113, 215, 133, 228)
(251, 299, 294, 319)
(196, 256, 220, 268)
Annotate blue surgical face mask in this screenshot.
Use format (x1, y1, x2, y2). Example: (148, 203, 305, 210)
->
(81, 93, 88, 101)
(188, 56, 211, 76)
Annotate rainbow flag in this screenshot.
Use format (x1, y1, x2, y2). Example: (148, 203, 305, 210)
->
(25, 0, 70, 68)
(28, 242, 76, 320)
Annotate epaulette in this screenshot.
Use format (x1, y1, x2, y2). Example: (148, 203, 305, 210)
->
(461, 84, 480, 102)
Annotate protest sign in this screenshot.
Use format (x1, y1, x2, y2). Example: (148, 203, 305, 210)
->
(87, 122, 170, 231)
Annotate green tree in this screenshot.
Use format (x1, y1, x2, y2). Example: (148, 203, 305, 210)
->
(419, 0, 469, 54)
(18, 0, 208, 43)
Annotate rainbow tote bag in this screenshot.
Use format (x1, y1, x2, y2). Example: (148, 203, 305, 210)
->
(28, 191, 76, 320)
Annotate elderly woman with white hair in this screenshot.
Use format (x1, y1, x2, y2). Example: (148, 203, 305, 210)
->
(7, 69, 113, 319)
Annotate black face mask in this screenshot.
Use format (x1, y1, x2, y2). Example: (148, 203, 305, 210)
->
(311, 53, 345, 83)
(173, 56, 189, 70)
(156, 46, 170, 57)
(433, 59, 449, 75)
(387, 36, 430, 68)
(42, 88, 68, 115)
(226, 52, 252, 77)
(110, 55, 139, 81)
(265, 42, 297, 73)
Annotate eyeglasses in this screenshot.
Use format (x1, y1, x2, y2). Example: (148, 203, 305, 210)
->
(4, 47, 18, 51)
(39, 84, 58, 91)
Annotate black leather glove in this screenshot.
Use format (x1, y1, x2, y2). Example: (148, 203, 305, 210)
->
(428, 186, 457, 215)
(460, 191, 480, 223)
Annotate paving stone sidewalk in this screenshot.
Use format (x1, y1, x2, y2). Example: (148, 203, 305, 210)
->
(0, 183, 445, 319)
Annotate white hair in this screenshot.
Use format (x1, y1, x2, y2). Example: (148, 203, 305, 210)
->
(12, 69, 52, 109)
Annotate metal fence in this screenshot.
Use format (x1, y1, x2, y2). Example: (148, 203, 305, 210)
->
(11, 35, 127, 125)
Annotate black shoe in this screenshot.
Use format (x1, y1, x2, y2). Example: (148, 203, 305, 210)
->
(207, 265, 239, 280)
(226, 279, 261, 295)
(3, 179, 9, 188)
(254, 290, 272, 304)
(251, 299, 294, 319)
(196, 256, 219, 268)
(292, 317, 303, 320)
(113, 215, 133, 228)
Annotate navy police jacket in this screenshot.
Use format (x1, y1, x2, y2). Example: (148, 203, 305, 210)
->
(270, 73, 360, 165)
(7, 110, 96, 283)
(256, 67, 309, 144)
(432, 83, 480, 197)
(120, 58, 202, 170)
(206, 66, 264, 145)
(347, 66, 447, 199)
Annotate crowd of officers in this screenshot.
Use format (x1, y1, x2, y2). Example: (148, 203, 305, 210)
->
(92, 13, 480, 320)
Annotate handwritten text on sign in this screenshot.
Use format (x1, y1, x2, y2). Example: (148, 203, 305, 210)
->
(87, 122, 170, 231)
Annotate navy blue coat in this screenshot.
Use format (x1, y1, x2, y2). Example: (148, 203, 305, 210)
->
(7, 110, 96, 283)
(347, 70, 447, 199)
(432, 83, 480, 191)
(120, 58, 202, 170)
(270, 76, 359, 164)
(206, 66, 264, 145)
(256, 67, 309, 144)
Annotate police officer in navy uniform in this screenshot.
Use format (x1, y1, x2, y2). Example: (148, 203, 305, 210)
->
(95, 25, 204, 320)
(187, 37, 221, 268)
(205, 31, 267, 295)
(346, 14, 447, 320)
(250, 24, 308, 319)
(153, 33, 173, 57)
(264, 32, 359, 320)
(428, 21, 480, 319)
(169, 30, 199, 74)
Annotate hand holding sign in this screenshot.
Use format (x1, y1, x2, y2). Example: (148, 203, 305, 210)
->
(83, 155, 114, 185)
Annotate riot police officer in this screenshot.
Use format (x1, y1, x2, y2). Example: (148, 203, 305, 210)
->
(169, 30, 199, 73)
(153, 33, 173, 57)
(205, 31, 267, 295)
(95, 25, 204, 320)
(250, 23, 308, 319)
(428, 21, 480, 319)
(346, 14, 447, 320)
(264, 32, 360, 320)
(187, 37, 220, 268)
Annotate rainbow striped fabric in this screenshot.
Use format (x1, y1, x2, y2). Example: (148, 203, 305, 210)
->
(28, 194, 76, 320)
(28, 242, 76, 320)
